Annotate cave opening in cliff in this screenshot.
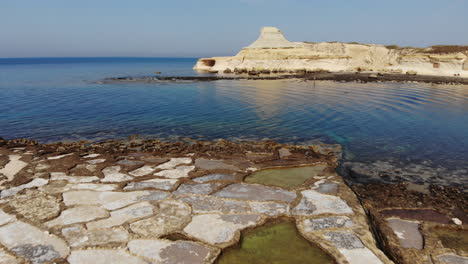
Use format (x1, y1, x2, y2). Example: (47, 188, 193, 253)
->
(201, 59, 216, 67)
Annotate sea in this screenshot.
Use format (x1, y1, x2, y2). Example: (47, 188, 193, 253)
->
(1, 57, 467, 176)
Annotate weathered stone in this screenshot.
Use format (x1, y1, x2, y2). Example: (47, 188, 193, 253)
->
(50, 172, 99, 183)
(386, 218, 423, 249)
(249, 201, 289, 216)
(0, 178, 48, 198)
(128, 239, 220, 264)
(129, 165, 155, 177)
(278, 148, 292, 158)
(156, 158, 192, 170)
(0, 221, 69, 263)
(62, 226, 129, 247)
(63, 190, 168, 210)
(438, 254, 468, 264)
(323, 231, 383, 264)
(214, 183, 296, 203)
(124, 178, 178, 191)
(0, 248, 20, 264)
(312, 180, 339, 194)
(184, 214, 262, 246)
(0, 155, 28, 181)
(154, 166, 195, 179)
(193, 173, 237, 183)
(68, 249, 147, 264)
(47, 153, 73, 160)
(86, 202, 154, 229)
(83, 154, 100, 158)
(0, 209, 16, 226)
(8, 190, 60, 222)
(130, 200, 191, 237)
(174, 182, 224, 195)
(66, 183, 118, 191)
(301, 216, 354, 231)
(101, 166, 133, 182)
(178, 195, 251, 214)
(46, 205, 109, 226)
(292, 190, 352, 216)
(194, 158, 239, 171)
(116, 159, 145, 168)
(86, 158, 106, 164)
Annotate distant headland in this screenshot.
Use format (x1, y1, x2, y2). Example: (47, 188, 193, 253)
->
(194, 27, 468, 77)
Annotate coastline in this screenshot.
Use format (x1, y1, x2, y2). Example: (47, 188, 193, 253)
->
(0, 136, 466, 263)
(99, 72, 468, 85)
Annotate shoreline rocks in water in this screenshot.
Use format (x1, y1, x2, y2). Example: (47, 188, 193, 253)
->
(0, 137, 466, 263)
(98, 72, 468, 85)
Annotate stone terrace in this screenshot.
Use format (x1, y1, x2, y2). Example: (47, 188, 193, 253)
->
(0, 138, 398, 263)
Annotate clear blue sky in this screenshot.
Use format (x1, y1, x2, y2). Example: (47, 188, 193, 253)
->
(1, 0, 467, 58)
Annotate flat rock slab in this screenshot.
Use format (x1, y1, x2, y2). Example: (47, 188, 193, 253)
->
(86, 202, 154, 229)
(184, 214, 262, 246)
(0, 210, 16, 226)
(157, 158, 192, 170)
(313, 181, 339, 194)
(50, 172, 99, 183)
(178, 195, 252, 214)
(195, 158, 239, 171)
(0, 248, 20, 264)
(101, 166, 133, 182)
(214, 183, 296, 203)
(0, 221, 69, 264)
(68, 249, 147, 264)
(154, 166, 195, 179)
(324, 231, 383, 264)
(46, 205, 109, 226)
(63, 190, 169, 210)
(438, 254, 468, 264)
(0, 155, 28, 181)
(174, 182, 224, 195)
(128, 239, 220, 264)
(0, 178, 49, 198)
(129, 165, 155, 177)
(193, 173, 237, 183)
(292, 190, 353, 216)
(130, 200, 191, 237)
(8, 190, 61, 222)
(301, 216, 354, 232)
(62, 226, 129, 247)
(386, 218, 423, 249)
(124, 178, 178, 191)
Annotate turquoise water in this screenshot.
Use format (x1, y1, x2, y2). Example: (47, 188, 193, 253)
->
(1, 57, 467, 169)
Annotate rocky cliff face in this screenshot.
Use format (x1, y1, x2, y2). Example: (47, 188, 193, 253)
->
(194, 27, 468, 77)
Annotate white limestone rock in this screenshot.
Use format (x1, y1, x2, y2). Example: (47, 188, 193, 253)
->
(292, 190, 353, 216)
(156, 158, 192, 170)
(184, 214, 262, 247)
(323, 231, 383, 264)
(86, 202, 154, 230)
(101, 166, 133, 182)
(46, 205, 109, 227)
(0, 209, 16, 226)
(68, 249, 148, 264)
(63, 190, 168, 210)
(155, 165, 195, 179)
(128, 239, 220, 264)
(0, 248, 20, 264)
(129, 165, 155, 177)
(124, 178, 178, 191)
(50, 172, 99, 183)
(0, 155, 28, 181)
(0, 221, 69, 263)
(47, 153, 73, 160)
(62, 226, 129, 247)
(0, 178, 49, 199)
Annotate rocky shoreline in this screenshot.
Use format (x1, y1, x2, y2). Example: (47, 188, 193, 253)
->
(99, 72, 468, 85)
(0, 137, 466, 263)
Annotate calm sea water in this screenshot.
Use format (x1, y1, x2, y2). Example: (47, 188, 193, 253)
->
(1, 57, 467, 169)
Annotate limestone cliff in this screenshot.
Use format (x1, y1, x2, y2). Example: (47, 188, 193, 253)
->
(194, 27, 468, 77)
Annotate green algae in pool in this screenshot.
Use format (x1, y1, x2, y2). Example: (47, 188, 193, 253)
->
(432, 227, 468, 251)
(216, 221, 334, 264)
(245, 165, 327, 188)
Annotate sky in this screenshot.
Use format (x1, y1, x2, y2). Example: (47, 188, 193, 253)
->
(1, 0, 467, 58)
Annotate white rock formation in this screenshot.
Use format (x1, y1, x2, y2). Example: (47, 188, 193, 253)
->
(194, 27, 468, 77)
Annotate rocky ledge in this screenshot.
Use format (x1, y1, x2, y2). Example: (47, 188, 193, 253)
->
(0, 138, 466, 264)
